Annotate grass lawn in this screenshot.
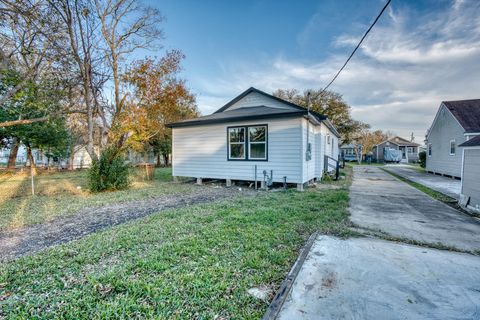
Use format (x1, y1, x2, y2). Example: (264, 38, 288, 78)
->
(0, 168, 195, 230)
(0, 184, 351, 318)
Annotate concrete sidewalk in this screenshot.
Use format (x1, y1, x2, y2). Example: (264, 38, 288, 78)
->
(349, 166, 480, 251)
(384, 164, 461, 199)
(277, 236, 480, 320)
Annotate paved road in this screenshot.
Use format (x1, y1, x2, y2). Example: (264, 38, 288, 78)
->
(349, 166, 480, 251)
(384, 164, 461, 199)
(277, 236, 480, 320)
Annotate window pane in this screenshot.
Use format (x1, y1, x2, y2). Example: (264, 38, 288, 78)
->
(229, 128, 245, 143)
(250, 143, 266, 159)
(230, 144, 244, 159)
(249, 126, 266, 142)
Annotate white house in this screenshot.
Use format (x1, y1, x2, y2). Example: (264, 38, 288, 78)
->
(425, 99, 480, 178)
(167, 87, 340, 190)
(459, 135, 480, 213)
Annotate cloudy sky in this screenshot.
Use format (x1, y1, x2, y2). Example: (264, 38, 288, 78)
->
(152, 0, 480, 142)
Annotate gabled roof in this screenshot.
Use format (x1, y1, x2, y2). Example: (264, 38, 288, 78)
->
(213, 87, 306, 114)
(373, 136, 420, 148)
(166, 106, 313, 128)
(389, 136, 421, 146)
(459, 135, 480, 147)
(167, 87, 342, 136)
(443, 99, 480, 133)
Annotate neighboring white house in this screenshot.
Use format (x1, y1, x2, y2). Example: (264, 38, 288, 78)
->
(167, 87, 340, 190)
(459, 135, 480, 213)
(425, 99, 480, 178)
(0, 144, 92, 169)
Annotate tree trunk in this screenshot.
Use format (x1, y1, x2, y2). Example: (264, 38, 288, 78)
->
(156, 153, 161, 167)
(7, 139, 19, 169)
(68, 145, 75, 170)
(163, 154, 169, 167)
(26, 145, 36, 175)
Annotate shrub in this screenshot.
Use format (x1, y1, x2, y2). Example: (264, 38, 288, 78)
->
(88, 147, 130, 192)
(419, 151, 426, 168)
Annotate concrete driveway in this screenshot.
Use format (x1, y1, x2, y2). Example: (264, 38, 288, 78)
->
(277, 236, 480, 320)
(384, 164, 461, 199)
(349, 166, 480, 251)
(270, 166, 480, 320)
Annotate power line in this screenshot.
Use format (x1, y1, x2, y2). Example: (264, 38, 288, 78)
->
(320, 0, 392, 93)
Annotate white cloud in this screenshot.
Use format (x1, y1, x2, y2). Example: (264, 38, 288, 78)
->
(194, 0, 480, 141)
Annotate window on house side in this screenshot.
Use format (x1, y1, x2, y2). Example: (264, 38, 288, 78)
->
(228, 127, 245, 159)
(428, 143, 432, 156)
(248, 126, 267, 160)
(450, 140, 456, 155)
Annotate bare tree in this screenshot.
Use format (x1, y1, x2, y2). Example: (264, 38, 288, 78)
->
(0, 0, 66, 107)
(95, 0, 163, 142)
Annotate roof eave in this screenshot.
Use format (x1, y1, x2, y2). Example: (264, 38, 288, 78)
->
(166, 111, 307, 128)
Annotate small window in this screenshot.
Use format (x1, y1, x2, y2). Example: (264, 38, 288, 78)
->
(327, 135, 331, 144)
(228, 127, 245, 159)
(248, 126, 267, 160)
(450, 140, 456, 155)
(428, 143, 432, 156)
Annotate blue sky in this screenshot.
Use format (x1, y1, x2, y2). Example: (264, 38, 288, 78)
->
(146, 0, 480, 141)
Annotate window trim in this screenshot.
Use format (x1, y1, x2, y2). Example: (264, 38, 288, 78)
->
(428, 143, 432, 157)
(248, 125, 268, 160)
(227, 126, 246, 160)
(449, 139, 456, 156)
(227, 124, 268, 161)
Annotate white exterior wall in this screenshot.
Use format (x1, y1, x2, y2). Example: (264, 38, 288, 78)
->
(301, 119, 339, 182)
(172, 117, 304, 183)
(461, 148, 480, 211)
(426, 104, 468, 177)
(226, 91, 292, 111)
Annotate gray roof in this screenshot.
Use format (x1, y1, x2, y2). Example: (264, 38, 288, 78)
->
(459, 135, 480, 147)
(443, 99, 480, 133)
(166, 106, 314, 128)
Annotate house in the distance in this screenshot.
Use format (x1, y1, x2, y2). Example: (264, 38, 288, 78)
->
(167, 87, 340, 190)
(340, 144, 358, 162)
(425, 99, 480, 178)
(372, 136, 420, 163)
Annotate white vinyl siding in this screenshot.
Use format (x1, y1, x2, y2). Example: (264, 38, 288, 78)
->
(426, 104, 466, 177)
(224, 91, 295, 111)
(173, 118, 303, 183)
(461, 148, 480, 210)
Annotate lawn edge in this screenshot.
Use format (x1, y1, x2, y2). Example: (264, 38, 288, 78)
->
(262, 231, 318, 320)
(381, 168, 479, 218)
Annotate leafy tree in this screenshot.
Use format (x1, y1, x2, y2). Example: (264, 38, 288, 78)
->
(122, 52, 199, 166)
(273, 88, 369, 142)
(419, 151, 426, 168)
(0, 70, 69, 171)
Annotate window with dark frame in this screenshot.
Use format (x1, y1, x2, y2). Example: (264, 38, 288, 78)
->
(428, 143, 432, 156)
(228, 125, 267, 160)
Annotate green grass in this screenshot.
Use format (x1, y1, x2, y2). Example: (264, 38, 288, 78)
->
(0, 187, 351, 319)
(382, 169, 457, 204)
(0, 168, 195, 230)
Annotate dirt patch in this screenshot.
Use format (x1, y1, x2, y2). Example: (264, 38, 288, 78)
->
(0, 185, 255, 261)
